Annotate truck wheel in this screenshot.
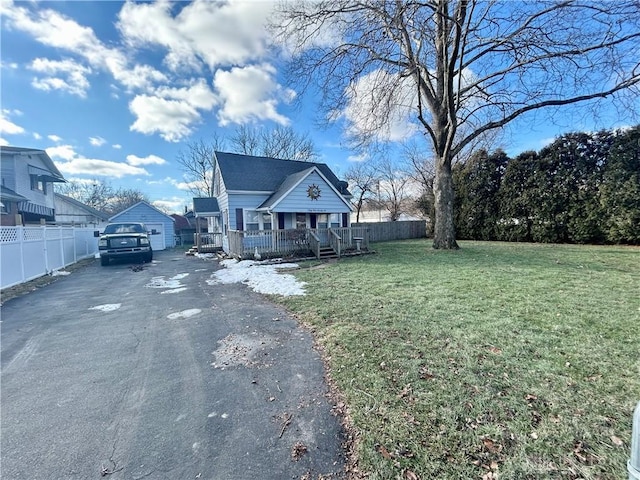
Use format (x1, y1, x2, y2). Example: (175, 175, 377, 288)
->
(100, 256, 109, 266)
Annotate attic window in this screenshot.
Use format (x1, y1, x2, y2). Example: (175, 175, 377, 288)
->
(30, 175, 47, 194)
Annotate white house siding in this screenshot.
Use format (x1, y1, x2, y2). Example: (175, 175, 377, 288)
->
(14, 155, 56, 210)
(1, 156, 17, 190)
(273, 171, 351, 214)
(54, 198, 107, 227)
(109, 202, 175, 249)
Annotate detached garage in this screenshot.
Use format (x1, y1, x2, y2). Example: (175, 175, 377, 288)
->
(109, 201, 175, 250)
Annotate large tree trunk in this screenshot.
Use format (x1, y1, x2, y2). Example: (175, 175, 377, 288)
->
(432, 160, 459, 249)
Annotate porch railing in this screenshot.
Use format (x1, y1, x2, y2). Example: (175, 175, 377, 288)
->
(194, 232, 223, 253)
(227, 226, 369, 259)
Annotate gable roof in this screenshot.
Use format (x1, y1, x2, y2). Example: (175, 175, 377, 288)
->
(54, 193, 109, 220)
(0, 146, 65, 182)
(193, 197, 220, 216)
(257, 166, 353, 211)
(171, 214, 191, 230)
(214, 151, 351, 196)
(109, 201, 175, 222)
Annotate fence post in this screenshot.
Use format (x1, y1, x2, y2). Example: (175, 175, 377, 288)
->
(18, 226, 26, 285)
(630, 401, 640, 480)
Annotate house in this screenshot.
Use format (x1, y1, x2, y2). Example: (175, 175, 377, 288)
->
(109, 201, 175, 251)
(197, 151, 368, 258)
(0, 146, 66, 226)
(171, 211, 208, 245)
(54, 193, 110, 227)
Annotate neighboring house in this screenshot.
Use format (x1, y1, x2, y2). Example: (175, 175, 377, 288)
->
(0, 146, 66, 226)
(171, 211, 207, 245)
(54, 193, 109, 227)
(200, 151, 362, 258)
(109, 201, 175, 251)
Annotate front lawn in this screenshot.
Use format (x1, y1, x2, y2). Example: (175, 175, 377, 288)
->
(276, 240, 639, 479)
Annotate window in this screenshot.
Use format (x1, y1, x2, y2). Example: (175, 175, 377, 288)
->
(0, 202, 7, 215)
(30, 175, 46, 193)
(330, 213, 341, 228)
(317, 214, 328, 229)
(262, 213, 272, 230)
(245, 210, 260, 231)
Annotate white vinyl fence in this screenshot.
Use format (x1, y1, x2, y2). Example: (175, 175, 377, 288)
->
(0, 226, 99, 290)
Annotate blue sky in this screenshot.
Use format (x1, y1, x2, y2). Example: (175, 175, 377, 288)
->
(1, 1, 634, 214)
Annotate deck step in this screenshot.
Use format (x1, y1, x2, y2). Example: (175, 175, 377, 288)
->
(318, 247, 338, 259)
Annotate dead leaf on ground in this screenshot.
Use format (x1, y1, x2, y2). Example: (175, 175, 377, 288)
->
(482, 438, 503, 454)
(403, 469, 419, 480)
(610, 435, 623, 447)
(488, 346, 502, 355)
(291, 442, 308, 461)
(376, 443, 393, 460)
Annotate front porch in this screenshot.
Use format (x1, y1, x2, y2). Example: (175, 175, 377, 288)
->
(195, 227, 370, 259)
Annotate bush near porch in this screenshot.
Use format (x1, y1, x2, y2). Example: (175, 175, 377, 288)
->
(276, 240, 639, 479)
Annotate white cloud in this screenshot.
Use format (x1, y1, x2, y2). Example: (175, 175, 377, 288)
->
(48, 134, 62, 142)
(0, 113, 25, 135)
(46, 144, 77, 161)
(33, 132, 42, 140)
(89, 136, 106, 146)
(126, 154, 167, 166)
(340, 69, 418, 143)
(29, 58, 91, 97)
(1, 60, 19, 70)
(117, 0, 273, 72)
(47, 143, 151, 178)
(129, 95, 201, 142)
(214, 64, 292, 126)
(112, 144, 122, 149)
(56, 158, 150, 178)
(152, 197, 185, 213)
(3, 1, 166, 95)
(0, 137, 9, 146)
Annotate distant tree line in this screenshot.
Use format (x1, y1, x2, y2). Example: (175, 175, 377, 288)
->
(452, 126, 640, 245)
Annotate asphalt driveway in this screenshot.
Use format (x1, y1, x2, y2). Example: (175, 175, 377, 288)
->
(1, 250, 345, 479)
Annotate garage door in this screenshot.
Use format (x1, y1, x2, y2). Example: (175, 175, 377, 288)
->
(146, 223, 165, 251)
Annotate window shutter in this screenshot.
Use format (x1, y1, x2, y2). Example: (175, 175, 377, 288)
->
(278, 213, 285, 230)
(310, 214, 317, 229)
(342, 213, 348, 227)
(235, 208, 243, 230)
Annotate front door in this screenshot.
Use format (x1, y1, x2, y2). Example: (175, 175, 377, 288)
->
(295, 213, 306, 230)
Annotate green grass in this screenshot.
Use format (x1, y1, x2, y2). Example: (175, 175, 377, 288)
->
(275, 240, 640, 479)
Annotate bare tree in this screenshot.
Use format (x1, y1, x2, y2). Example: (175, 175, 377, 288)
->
(108, 188, 149, 215)
(275, 0, 640, 248)
(375, 157, 412, 221)
(176, 135, 226, 197)
(55, 180, 148, 215)
(345, 161, 379, 222)
(230, 125, 319, 161)
(56, 179, 113, 213)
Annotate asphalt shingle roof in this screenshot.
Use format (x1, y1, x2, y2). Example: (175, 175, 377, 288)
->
(214, 151, 350, 195)
(193, 197, 220, 214)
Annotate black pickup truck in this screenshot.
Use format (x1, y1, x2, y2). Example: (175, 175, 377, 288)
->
(96, 222, 153, 266)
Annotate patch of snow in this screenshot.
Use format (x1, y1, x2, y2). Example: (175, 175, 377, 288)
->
(171, 273, 189, 280)
(167, 309, 201, 320)
(212, 259, 306, 296)
(89, 304, 122, 312)
(145, 276, 183, 289)
(94, 253, 101, 259)
(196, 253, 216, 259)
(51, 270, 70, 277)
(160, 287, 188, 294)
